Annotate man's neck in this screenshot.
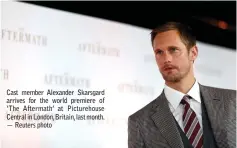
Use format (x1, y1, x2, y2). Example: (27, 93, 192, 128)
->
(165, 76, 196, 94)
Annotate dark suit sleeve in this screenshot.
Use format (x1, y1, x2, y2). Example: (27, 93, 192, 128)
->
(128, 116, 145, 148)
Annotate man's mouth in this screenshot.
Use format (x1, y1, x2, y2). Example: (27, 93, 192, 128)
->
(164, 67, 174, 71)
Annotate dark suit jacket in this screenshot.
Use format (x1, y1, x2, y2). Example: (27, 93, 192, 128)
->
(128, 84, 236, 148)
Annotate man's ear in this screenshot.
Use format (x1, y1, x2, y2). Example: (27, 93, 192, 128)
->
(190, 45, 198, 62)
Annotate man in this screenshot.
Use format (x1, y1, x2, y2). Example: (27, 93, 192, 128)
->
(128, 22, 236, 148)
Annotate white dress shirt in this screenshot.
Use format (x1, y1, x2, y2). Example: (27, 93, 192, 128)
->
(164, 80, 202, 131)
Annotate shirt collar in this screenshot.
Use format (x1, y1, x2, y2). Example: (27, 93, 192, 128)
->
(164, 79, 201, 112)
(187, 80, 201, 103)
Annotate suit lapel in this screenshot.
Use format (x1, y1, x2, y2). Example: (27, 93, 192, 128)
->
(199, 84, 225, 148)
(150, 91, 184, 148)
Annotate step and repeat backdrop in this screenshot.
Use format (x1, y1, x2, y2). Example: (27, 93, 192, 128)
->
(1, 1, 236, 148)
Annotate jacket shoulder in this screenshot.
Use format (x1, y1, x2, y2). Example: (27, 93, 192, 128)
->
(200, 84, 236, 95)
(200, 84, 236, 102)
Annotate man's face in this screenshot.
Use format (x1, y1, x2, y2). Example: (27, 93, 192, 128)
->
(152, 30, 197, 82)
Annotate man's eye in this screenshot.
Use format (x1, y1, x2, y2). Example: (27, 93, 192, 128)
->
(156, 50, 163, 54)
(171, 48, 177, 51)
(170, 47, 177, 52)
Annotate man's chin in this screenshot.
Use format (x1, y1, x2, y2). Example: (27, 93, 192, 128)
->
(162, 74, 181, 83)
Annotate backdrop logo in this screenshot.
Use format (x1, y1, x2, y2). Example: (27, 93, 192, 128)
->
(77, 42, 120, 57)
(1, 69, 9, 80)
(1, 28, 47, 47)
(144, 54, 156, 63)
(118, 81, 154, 96)
(44, 73, 90, 88)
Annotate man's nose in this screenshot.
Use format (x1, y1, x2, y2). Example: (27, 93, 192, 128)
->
(163, 52, 172, 63)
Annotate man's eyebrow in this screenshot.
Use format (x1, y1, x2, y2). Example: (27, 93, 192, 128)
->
(167, 46, 179, 49)
(154, 48, 162, 52)
(154, 46, 180, 52)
